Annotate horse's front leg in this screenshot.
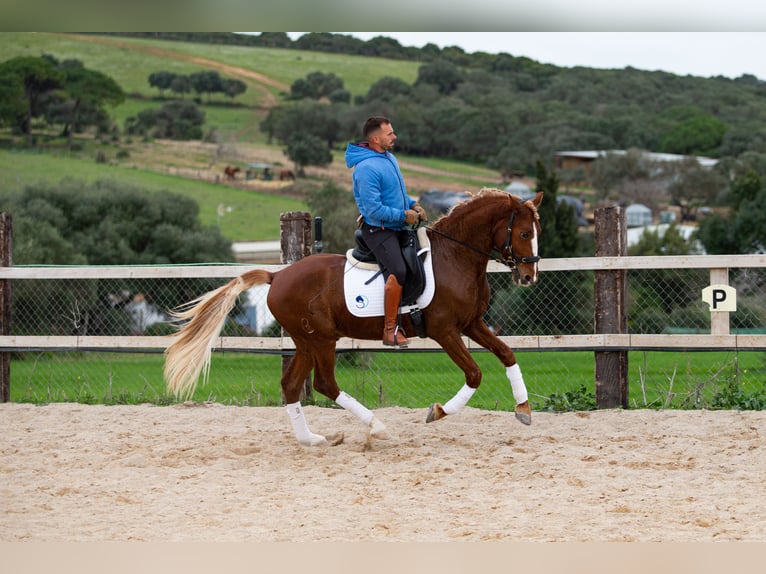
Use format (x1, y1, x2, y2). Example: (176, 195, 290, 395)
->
(462, 320, 531, 426)
(426, 332, 482, 423)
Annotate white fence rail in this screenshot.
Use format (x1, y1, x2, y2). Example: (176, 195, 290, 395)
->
(3, 254, 766, 352)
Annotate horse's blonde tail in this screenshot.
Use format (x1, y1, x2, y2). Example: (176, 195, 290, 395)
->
(164, 269, 273, 400)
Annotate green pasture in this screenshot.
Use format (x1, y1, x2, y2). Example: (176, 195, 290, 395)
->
(9, 349, 765, 411)
(83, 34, 421, 99)
(0, 149, 306, 242)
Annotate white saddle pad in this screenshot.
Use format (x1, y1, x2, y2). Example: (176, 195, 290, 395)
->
(343, 227, 435, 318)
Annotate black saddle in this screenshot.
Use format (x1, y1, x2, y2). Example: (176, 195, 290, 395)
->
(351, 228, 428, 307)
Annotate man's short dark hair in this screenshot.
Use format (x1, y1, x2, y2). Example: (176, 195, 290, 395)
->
(363, 116, 390, 139)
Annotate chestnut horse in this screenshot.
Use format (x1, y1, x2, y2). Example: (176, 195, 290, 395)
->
(164, 188, 543, 446)
(223, 165, 240, 180)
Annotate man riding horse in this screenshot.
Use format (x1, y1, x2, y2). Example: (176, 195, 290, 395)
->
(345, 116, 427, 348)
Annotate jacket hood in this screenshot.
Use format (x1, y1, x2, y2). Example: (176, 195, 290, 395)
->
(345, 142, 379, 168)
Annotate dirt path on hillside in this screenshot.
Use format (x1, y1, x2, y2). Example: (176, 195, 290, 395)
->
(2, 403, 765, 542)
(63, 33, 288, 109)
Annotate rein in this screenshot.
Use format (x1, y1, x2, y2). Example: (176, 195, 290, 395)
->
(425, 224, 510, 265)
(424, 197, 540, 268)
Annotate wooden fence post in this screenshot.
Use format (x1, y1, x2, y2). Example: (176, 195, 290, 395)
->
(279, 211, 313, 403)
(593, 205, 628, 408)
(0, 213, 12, 402)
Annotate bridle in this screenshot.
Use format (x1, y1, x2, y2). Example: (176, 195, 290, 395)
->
(424, 197, 541, 269)
(497, 208, 541, 267)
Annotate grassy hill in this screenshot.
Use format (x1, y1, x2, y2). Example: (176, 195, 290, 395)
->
(0, 33, 421, 140)
(0, 33, 503, 243)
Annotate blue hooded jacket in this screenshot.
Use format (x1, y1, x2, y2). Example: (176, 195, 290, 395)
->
(345, 142, 416, 230)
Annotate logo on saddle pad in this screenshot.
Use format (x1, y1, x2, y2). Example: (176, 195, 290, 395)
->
(354, 294, 370, 309)
(343, 228, 435, 318)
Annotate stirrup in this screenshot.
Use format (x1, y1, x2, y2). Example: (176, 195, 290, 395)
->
(383, 325, 409, 348)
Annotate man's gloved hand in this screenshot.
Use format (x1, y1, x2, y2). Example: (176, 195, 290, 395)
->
(404, 210, 420, 225)
(413, 204, 427, 222)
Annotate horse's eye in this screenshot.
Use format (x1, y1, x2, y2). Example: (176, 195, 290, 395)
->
(520, 231, 531, 239)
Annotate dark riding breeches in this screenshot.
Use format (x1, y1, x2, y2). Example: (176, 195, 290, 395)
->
(360, 222, 408, 285)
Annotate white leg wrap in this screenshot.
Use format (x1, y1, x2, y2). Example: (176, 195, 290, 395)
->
(442, 383, 476, 415)
(335, 391, 374, 426)
(507, 364, 528, 404)
(285, 402, 327, 447)
(368, 416, 390, 440)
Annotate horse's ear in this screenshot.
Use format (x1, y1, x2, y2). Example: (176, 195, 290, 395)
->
(532, 191, 544, 207)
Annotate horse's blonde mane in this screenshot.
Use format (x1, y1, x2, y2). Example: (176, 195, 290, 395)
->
(432, 187, 539, 230)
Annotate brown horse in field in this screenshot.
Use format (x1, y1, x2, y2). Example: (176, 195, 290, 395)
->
(164, 188, 543, 446)
(223, 165, 240, 180)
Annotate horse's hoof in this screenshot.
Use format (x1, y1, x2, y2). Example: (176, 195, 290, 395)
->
(301, 433, 329, 447)
(326, 432, 345, 446)
(426, 403, 446, 423)
(369, 416, 391, 440)
(514, 402, 532, 426)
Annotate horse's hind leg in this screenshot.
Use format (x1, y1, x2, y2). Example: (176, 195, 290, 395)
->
(311, 341, 390, 441)
(282, 347, 328, 447)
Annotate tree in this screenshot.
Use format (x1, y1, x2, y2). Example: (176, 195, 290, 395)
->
(694, 212, 739, 255)
(284, 133, 333, 176)
(148, 71, 176, 97)
(660, 114, 729, 156)
(697, 191, 766, 255)
(414, 59, 465, 95)
(222, 78, 247, 100)
(0, 56, 64, 143)
(169, 75, 192, 99)
(534, 160, 579, 258)
(357, 35, 409, 59)
(261, 100, 341, 148)
(189, 70, 223, 101)
(0, 71, 24, 128)
(4, 179, 233, 265)
(125, 99, 205, 140)
(0, 56, 123, 146)
(256, 32, 292, 48)
(57, 64, 125, 149)
(728, 168, 761, 209)
(327, 88, 351, 104)
(361, 76, 412, 104)
(696, 169, 766, 255)
(288, 71, 345, 101)
(666, 159, 727, 220)
(2, 179, 235, 335)
(587, 149, 653, 201)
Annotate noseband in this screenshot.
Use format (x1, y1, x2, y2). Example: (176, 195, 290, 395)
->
(427, 197, 541, 269)
(495, 208, 541, 269)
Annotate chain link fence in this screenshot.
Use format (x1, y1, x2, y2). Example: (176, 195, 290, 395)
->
(3, 257, 766, 411)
